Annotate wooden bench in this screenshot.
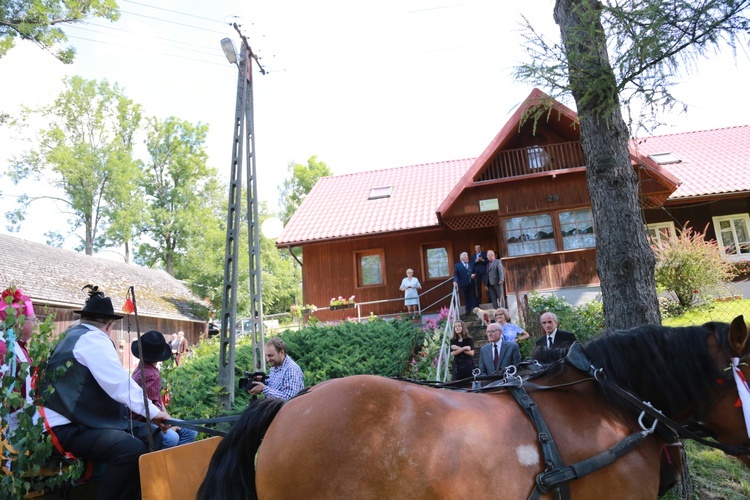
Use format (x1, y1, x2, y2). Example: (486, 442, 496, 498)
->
(139, 436, 222, 499)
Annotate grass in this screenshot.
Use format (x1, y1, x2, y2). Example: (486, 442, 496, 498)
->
(660, 300, 750, 498)
(662, 298, 750, 327)
(662, 442, 750, 499)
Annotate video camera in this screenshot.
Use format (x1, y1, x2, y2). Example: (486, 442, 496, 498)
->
(238, 371, 268, 390)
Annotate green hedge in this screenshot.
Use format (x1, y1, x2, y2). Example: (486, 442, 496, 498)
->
(162, 318, 422, 418)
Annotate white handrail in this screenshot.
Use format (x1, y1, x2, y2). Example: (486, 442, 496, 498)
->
(435, 287, 461, 382)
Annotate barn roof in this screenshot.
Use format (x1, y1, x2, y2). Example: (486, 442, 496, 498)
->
(277, 91, 750, 246)
(276, 158, 474, 246)
(0, 234, 206, 322)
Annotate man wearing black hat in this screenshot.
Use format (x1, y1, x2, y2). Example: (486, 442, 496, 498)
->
(40, 285, 172, 500)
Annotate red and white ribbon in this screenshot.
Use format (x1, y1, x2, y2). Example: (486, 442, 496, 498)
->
(731, 357, 750, 438)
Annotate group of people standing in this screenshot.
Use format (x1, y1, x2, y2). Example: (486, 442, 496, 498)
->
(449, 309, 577, 385)
(453, 244, 505, 312)
(168, 331, 189, 365)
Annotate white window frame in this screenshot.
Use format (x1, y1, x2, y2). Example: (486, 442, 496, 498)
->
(646, 221, 676, 248)
(559, 208, 596, 250)
(712, 213, 750, 261)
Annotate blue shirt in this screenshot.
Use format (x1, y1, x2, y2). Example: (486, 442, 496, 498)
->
(262, 355, 305, 400)
(501, 323, 524, 343)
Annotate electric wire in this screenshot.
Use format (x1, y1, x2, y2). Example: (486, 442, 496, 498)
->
(65, 24, 220, 57)
(121, 0, 228, 25)
(119, 9, 229, 35)
(65, 34, 227, 67)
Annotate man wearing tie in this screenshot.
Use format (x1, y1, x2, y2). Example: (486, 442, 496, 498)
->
(478, 323, 521, 386)
(453, 251, 476, 313)
(535, 311, 577, 350)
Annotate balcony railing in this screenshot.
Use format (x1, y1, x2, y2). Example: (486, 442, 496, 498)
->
(476, 141, 586, 182)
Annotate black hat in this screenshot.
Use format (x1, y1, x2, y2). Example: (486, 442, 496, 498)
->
(131, 330, 173, 363)
(73, 285, 123, 320)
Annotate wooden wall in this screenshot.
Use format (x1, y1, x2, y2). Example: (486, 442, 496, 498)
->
(644, 196, 750, 239)
(445, 171, 591, 219)
(36, 305, 205, 369)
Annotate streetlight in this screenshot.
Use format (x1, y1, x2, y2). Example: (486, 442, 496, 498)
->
(220, 37, 238, 65)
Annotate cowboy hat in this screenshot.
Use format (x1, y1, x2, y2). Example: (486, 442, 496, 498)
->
(73, 285, 123, 320)
(131, 330, 173, 363)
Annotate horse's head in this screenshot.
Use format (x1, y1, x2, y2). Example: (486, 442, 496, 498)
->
(702, 315, 750, 465)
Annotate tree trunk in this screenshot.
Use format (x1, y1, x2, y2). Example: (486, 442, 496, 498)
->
(554, 0, 660, 330)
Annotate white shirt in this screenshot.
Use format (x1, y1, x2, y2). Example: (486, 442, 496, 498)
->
(43, 323, 161, 428)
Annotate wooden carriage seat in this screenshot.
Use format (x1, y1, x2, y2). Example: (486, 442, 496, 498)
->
(139, 436, 222, 500)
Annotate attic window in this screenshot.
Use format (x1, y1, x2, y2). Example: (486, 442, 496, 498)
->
(369, 186, 392, 200)
(648, 152, 681, 165)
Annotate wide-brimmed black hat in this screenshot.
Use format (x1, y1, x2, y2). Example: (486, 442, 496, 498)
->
(73, 285, 123, 320)
(131, 330, 173, 363)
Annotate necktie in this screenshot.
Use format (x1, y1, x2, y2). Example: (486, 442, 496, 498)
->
(493, 343, 499, 370)
(547, 336, 552, 348)
(464, 262, 468, 269)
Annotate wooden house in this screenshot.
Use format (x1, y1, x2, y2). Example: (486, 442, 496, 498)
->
(276, 89, 750, 320)
(0, 234, 209, 368)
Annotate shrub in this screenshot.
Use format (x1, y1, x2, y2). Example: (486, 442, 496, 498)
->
(658, 296, 684, 319)
(163, 318, 423, 417)
(653, 224, 737, 308)
(1, 295, 83, 496)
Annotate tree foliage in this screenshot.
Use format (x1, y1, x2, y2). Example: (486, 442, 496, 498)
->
(136, 116, 222, 275)
(653, 224, 737, 307)
(514, 0, 750, 330)
(277, 155, 332, 224)
(0, 0, 119, 63)
(8, 75, 141, 255)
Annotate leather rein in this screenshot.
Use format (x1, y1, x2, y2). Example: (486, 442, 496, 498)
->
(398, 341, 750, 499)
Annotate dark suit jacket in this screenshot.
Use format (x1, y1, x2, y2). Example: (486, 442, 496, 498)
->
(535, 329, 577, 350)
(453, 261, 474, 287)
(470, 251, 488, 274)
(478, 340, 521, 382)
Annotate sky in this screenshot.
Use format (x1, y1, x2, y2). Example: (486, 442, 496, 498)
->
(1, 0, 749, 255)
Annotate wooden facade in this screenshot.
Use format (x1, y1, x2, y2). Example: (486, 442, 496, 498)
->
(281, 89, 750, 320)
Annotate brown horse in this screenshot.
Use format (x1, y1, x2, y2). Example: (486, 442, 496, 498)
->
(199, 317, 750, 499)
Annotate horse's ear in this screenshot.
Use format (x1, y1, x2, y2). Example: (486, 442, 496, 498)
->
(728, 315, 749, 357)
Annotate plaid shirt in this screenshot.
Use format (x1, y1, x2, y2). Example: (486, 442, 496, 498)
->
(131, 363, 164, 411)
(263, 355, 304, 401)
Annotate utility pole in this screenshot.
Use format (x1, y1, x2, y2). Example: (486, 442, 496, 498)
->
(217, 25, 267, 411)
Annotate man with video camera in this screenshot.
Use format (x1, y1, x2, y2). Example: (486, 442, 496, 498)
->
(245, 337, 304, 401)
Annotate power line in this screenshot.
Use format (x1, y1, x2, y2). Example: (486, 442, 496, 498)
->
(65, 34, 227, 67)
(119, 9, 229, 35)
(121, 0, 228, 25)
(86, 21, 216, 51)
(65, 24, 219, 57)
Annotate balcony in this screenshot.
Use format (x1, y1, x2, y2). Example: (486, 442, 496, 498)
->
(476, 141, 586, 182)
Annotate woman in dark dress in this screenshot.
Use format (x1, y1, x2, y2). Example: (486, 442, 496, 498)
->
(449, 320, 475, 381)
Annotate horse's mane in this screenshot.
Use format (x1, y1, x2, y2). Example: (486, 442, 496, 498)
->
(582, 322, 730, 418)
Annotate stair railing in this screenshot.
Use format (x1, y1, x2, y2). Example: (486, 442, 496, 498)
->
(435, 286, 461, 382)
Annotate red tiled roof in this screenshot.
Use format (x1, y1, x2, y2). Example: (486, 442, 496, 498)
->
(632, 125, 750, 200)
(276, 159, 474, 246)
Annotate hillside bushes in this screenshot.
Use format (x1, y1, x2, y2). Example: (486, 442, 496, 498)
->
(162, 318, 422, 418)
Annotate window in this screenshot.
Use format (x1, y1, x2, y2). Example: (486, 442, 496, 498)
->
(648, 152, 681, 165)
(559, 209, 596, 250)
(712, 214, 750, 260)
(423, 244, 450, 279)
(368, 186, 392, 200)
(646, 222, 676, 248)
(504, 214, 556, 256)
(356, 249, 385, 286)
(526, 146, 549, 169)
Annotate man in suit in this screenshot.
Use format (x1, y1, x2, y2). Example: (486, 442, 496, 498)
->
(486, 249, 505, 308)
(453, 251, 475, 313)
(535, 311, 577, 350)
(478, 323, 522, 386)
(469, 244, 488, 304)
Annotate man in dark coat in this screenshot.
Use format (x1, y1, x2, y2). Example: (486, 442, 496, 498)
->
(535, 311, 577, 350)
(469, 244, 488, 304)
(453, 251, 475, 313)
